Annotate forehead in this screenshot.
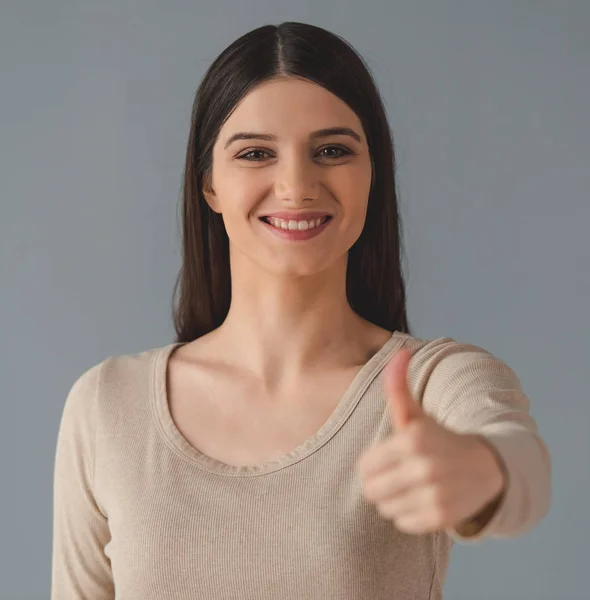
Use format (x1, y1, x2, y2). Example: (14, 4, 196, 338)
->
(219, 77, 364, 139)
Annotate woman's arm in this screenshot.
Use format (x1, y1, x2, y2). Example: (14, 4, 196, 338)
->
(417, 339, 552, 541)
(51, 362, 115, 599)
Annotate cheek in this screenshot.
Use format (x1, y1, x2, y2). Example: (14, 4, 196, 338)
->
(332, 167, 371, 230)
(214, 169, 267, 221)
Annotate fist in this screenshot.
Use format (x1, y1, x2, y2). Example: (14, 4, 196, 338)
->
(357, 348, 506, 535)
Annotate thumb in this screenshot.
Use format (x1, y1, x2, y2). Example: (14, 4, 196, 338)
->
(384, 348, 424, 430)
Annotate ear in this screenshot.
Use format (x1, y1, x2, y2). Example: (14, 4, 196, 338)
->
(202, 173, 221, 214)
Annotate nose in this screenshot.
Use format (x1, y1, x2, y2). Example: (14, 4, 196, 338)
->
(274, 153, 320, 204)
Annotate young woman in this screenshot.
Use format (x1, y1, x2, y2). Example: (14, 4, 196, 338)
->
(52, 22, 551, 600)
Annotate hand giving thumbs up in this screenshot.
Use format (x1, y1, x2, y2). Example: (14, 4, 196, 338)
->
(358, 348, 506, 535)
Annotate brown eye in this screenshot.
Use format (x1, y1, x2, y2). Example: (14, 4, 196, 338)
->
(237, 149, 272, 161)
(317, 145, 353, 159)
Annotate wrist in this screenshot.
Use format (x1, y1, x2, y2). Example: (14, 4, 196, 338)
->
(472, 434, 507, 499)
(462, 434, 507, 530)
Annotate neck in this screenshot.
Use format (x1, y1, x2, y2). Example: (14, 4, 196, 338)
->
(213, 255, 385, 385)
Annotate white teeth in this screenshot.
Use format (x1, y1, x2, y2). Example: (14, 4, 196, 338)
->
(267, 217, 328, 231)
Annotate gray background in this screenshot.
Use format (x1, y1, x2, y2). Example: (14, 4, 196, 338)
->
(1, 1, 588, 599)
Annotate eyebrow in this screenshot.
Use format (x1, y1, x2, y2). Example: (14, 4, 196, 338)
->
(223, 127, 362, 149)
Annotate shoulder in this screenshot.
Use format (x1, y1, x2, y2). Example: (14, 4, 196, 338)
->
(396, 331, 513, 376)
(61, 343, 175, 423)
(395, 332, 526, 418)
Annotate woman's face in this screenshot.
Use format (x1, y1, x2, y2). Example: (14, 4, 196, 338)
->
(204, 76, 373, 277)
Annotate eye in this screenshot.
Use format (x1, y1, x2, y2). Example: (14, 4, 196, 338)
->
(236, 145, 354, 162)
(237, 149, 273, 161)
(317, 145, 354, 160)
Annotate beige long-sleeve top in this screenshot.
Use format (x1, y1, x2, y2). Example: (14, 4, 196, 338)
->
(51, 331, 551, 599)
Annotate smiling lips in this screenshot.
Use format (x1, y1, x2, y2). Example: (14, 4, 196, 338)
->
(265, 216, 329, 231)
(259, 212, 333, 240)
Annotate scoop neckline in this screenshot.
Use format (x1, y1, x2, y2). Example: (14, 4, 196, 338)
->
(150, 331, 407, 477)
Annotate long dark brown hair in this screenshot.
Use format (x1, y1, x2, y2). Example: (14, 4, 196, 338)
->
(172, 22, 411, 343)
